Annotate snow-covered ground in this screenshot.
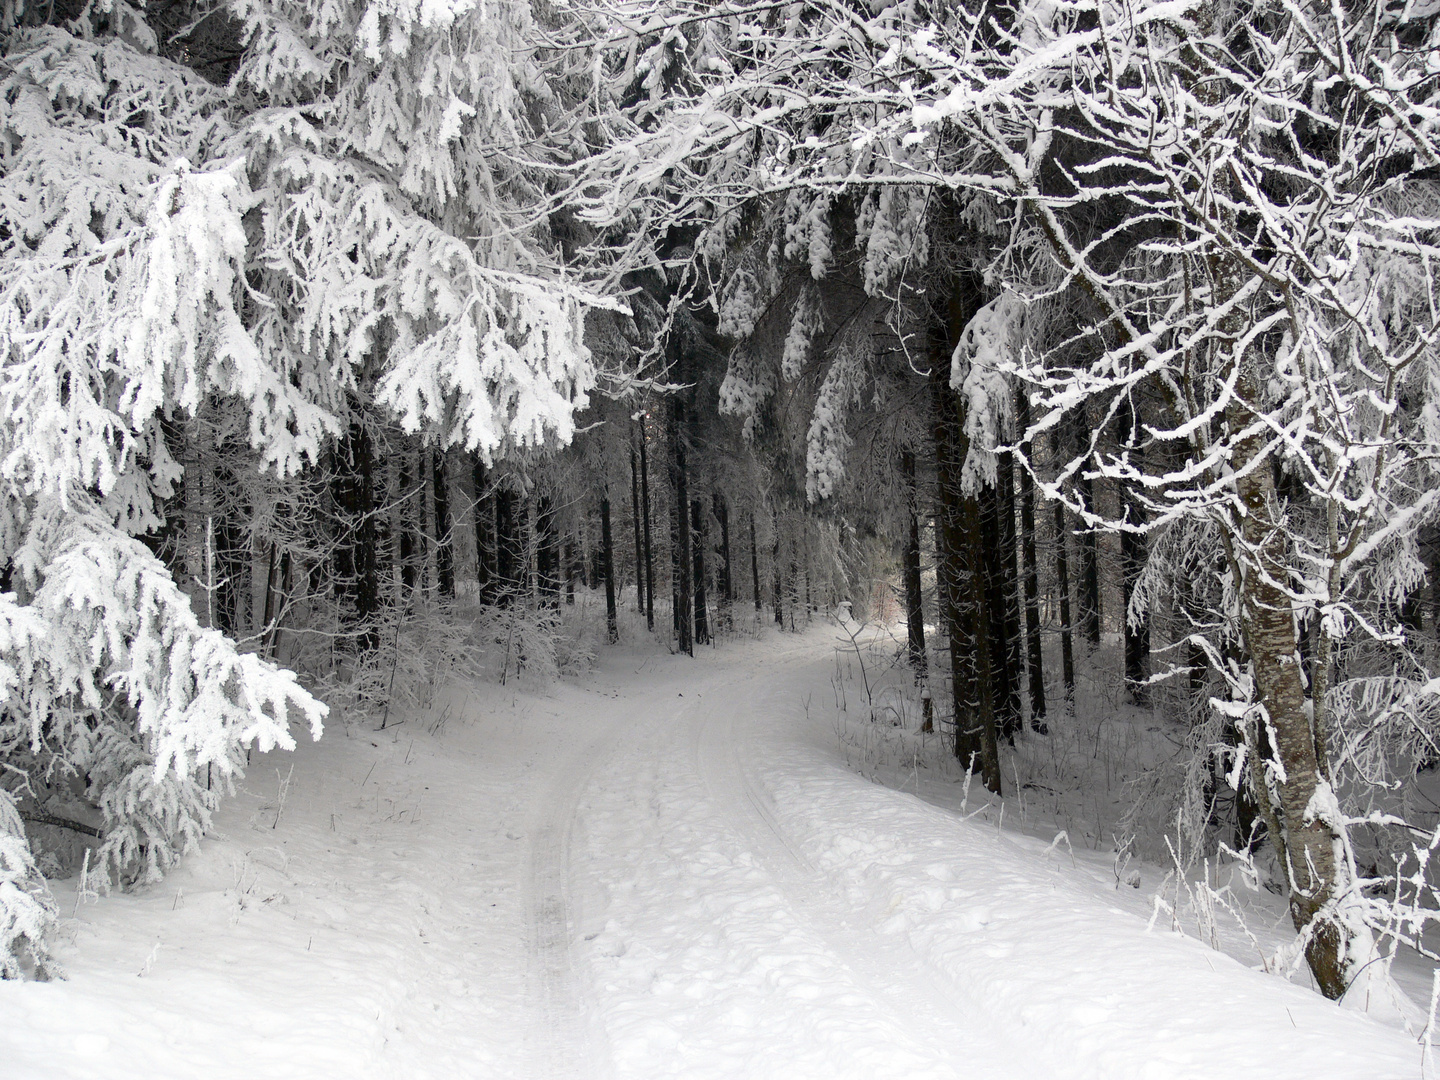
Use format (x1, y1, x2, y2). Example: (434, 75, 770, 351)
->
(1, 626, 1427, 1078)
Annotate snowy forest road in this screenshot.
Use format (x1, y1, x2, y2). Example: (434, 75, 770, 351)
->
(0, 625, 1422, 1080)
(556, 636, 1031, 1080)
(549, 628, 1419, 1080)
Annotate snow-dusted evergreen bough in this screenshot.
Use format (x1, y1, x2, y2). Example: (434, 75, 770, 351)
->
(0, 0, 602, 977)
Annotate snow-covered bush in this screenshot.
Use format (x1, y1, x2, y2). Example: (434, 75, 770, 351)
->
(0, 786, 57, 980)
(0, 501, 326, 894)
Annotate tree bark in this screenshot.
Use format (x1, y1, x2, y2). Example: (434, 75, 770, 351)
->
(750, 511, 763, 619)
(1120, 523, 1150, 705)
(333, 415, 379, 651)
(537, 495, 560, 605)
(494, 485, 520, 607)
(601, 495, 619, 644)
(773, 511, 784, 627)
(994, 455, 1023, 740)
(962, 486, 1003, 795)
(670, 401, 693, 655)
(639, 415, 656, 633)
(1226, 347, 1346, 998)
(692, 499, 710, 645)
(901, 449, 934, 733)
(715, 492, 733, 633)
(932, 274, 1000, 790)
(1073, 412, 1102, 648)
(630, 433, 646, 615)
(398, 451, 417, 591)
(433, 450, 454, 598)
(1016, 391, 1046, 727)
(472, 457, 495, 604)
(1054, 501, 1076, 698)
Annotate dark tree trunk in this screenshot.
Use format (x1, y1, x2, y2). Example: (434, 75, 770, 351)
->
(901, 449, 933, 733)
(433, 451, 454, 598)
(495, 486, 519, 607)
(472, 457, 495, 604)
(715, 492, 733, 632)
(773, 512, 784, 627)
(789, 553, 800, 630)
(564, 538, 576, 605)
(265, 550, 292, 658)
(671, 500, 682, 639)
(1015, 392, 1046, 728)
(934, 275, 1002, 792)
(538, 495, 560, 605)
(333, 417, 380, 651)
(399, 453, 417, 591)
(692, 500, 710, 645)
(639, 416, 656, 633)
(981, 484, 1018, 743)
(995, 452, 1023, 740)
(1054, 501, 1076, 698)
(670, 402, 693, 655)
(963, 486, 1003, 795)
(750, 511, 762, 618)
(601, 495, 618, 644)
(417, 449, 431, 591)
(1121, 523, 1151, 705)
(1074, 412, 1102, 648)
(802, 522, 812, 617)
(631, 434, 646, 615)
(933, 345, 976, 770)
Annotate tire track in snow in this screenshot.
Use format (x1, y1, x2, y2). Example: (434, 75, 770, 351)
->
(524, 696, 621, 1080)
(691, 665, 1037, 1080)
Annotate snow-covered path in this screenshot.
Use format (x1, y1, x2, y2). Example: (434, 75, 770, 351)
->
(573, 640, 1039, 1079)
(0, 627, 1425, 1079)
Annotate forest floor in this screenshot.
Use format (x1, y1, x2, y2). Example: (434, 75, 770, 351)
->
(0, 620, 1429, 1079)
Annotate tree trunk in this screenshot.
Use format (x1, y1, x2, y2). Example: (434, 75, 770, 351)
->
(334, 416, 379, 651)
(1121, 522, 1150, 705)
(1224, 350, 1347, 997)
(537, 495, 560, 605)
(399, 452, 418, 591)
(418, 449, 432, 591)
(773, 511, 784, 627)
(601, 495, 618, 644)
(670, 401, 693, 656)
(715, 493, 733, 633)
(692, 499, 710, 645)
(750, 511, 763, 619)
(1016, 392, 1046, 728)
(1054, 501, 1076, 698)
(433, 450, 454, 598)
(495, 486, 519, 606)
(631, 433, 646, 615)
(901, 449, 934, 734)
(639, 415, 656, 633)
(995, 454, 1023, 740)
(934, 349, 975, 766)
(962, 486, 1003, 795)
(472, 457, 495, 604)
(1073, 412, 1102, 648)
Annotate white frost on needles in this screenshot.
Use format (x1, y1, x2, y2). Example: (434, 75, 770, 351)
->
(952, 292, 1024, 493)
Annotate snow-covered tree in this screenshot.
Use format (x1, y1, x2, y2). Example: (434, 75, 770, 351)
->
(571, 0, 1440, 1000)
(0, 0, 617, 975)
(873, 0, 1440, 999)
